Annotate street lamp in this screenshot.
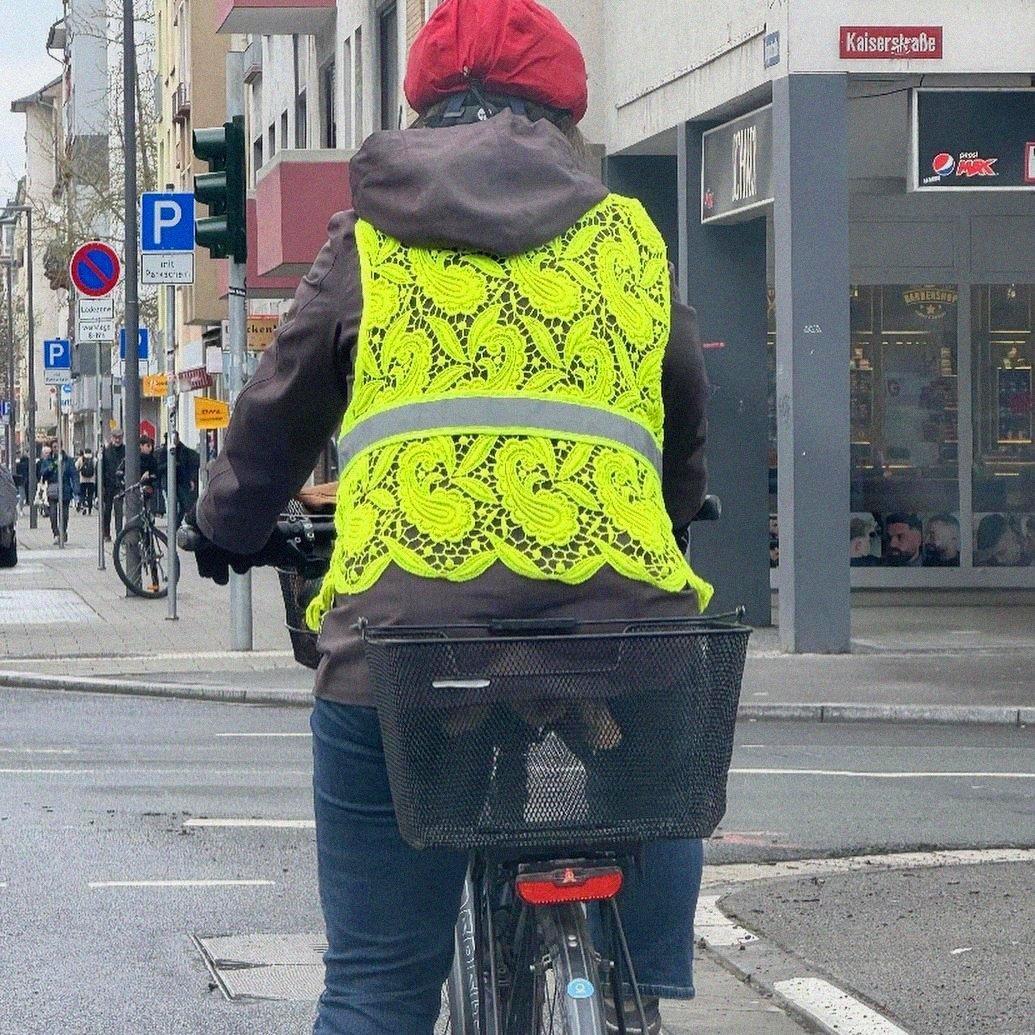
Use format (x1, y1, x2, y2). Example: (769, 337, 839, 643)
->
(1, 205, 38, 528)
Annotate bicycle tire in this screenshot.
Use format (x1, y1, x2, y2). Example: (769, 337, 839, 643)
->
(535, 904, 606, 1035)
(113, 521, 169, 599)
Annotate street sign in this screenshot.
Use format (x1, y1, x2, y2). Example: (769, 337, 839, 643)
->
(141, 251, 195, 285)
(178, 367, 214, 392)
(43, 338, 72, 385)
(77, 320, 116, 343)
(140, 419, 158, 442)
(195, 396, 231, 430)
(0, 401, 10, 426)
(142, 374, 169, 398)
(60, 382, 73, 414)
(69, 242, 121, 298)
(119, 327, 150, 361)
(78, 297, 115, 321)
(141, 192, 196, 252)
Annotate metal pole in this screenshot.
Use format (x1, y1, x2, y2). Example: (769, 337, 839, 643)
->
(165, 283, 178, 620)
(121, 0, 140, 596)
(4, 260, 14, 468)
(226, 48, 252, 651)
(56, 418, 64, 548)
(96, 336, 105, 570)
(25, 211, 37, 529)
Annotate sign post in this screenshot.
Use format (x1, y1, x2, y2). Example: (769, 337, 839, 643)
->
(42, 339, 71, 549)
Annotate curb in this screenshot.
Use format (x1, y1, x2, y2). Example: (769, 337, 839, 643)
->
(1, 671, 1030, 726)
(0, 671, 312, 708)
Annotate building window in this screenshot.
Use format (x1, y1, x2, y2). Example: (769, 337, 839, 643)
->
(355, 28, 364, 141)
(295, 90, 308, 149)
(342, 37, 354, 148)
(281, 111, 289, 151)
(253, 137, 263, 182)
(972, 283, 1035, 567)
(379, 3, 399, 131)
(321, 62, 337, 148)
(268, 122, 276, 160)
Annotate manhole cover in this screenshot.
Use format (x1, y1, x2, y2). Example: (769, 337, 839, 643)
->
(0, 590, 98, 625)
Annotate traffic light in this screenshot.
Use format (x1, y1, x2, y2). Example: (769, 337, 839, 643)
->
(192, 115, 247, 263)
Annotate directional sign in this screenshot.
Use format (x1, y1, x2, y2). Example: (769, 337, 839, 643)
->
(60, 382, 73, 414)
(69, 242, 121, 298)
(43, 338, 72, 385)
(119, 327, 150, 361)
(141, 192, 195, 252)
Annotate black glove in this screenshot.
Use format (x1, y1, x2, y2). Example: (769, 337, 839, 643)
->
(178, 510, 286, 586)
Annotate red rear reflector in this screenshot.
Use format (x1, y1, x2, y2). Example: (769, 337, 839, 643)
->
(516, 867, 624, 905)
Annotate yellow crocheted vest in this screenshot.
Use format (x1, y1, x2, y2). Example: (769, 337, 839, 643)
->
(307, 194, 713, 628)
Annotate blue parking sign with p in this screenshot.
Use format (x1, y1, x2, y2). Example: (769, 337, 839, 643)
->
(140, 192, 195, 253)
(44, 338, 72, 369)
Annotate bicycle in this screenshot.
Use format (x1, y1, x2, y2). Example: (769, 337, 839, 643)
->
(271, 496, 749, 1035)
(112, 480, 170, 599)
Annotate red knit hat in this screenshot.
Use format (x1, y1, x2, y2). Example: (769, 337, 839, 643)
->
(405, 0, 589, 124)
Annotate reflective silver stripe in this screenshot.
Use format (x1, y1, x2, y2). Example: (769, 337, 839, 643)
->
(337, 397, 662, 474)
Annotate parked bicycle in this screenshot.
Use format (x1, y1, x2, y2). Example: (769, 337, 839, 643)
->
(268, 495, 749, 1035)
(112, 480, 170, 599)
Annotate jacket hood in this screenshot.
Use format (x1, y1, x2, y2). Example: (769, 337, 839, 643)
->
(349, 109, 607, 256)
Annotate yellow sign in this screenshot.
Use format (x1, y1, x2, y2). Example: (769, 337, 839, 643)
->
(142, 374, 168, 398)
(247, 315, 280, 351)
(194, 397, 231, 430)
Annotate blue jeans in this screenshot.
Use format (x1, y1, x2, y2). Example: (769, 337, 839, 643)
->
(311, 698, 702, 1035)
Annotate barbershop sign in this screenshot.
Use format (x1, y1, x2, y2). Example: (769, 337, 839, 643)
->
(701, 105, 773, 224)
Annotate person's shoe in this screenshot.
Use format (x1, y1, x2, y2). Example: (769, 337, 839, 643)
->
(604, 994, 663, 1034)
(52, 537, 60, 545)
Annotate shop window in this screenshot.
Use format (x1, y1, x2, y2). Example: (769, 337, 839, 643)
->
(972, 284, 1035, 567)
(767, 285, 961, 569)
(850, 285, 960, 567)
(379, 3, 399, 130)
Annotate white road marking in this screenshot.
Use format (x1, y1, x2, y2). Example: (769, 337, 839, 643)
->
(0, 768, 95, 774)
(185, 818, 315, 829)
(702, 847, 1035, 888)
(0, 747, 76, 754)
(695, 895, 759, 947)
(774, 977, 909, 1034)
(88, 880, 276, 889)
(214, 733, 310, 739)
(729, 768, 1035, 779)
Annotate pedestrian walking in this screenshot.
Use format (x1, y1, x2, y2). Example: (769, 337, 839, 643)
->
(40, 446, 77, 544)
(14, 454, 29, 510)
(76, 448, 98, 515)
(182, 2, 711, 1031)
(101, 429, 126, 542)
(0, 461, 18, 567)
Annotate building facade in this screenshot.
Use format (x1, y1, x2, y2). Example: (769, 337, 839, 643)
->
(211, 0, 1035, 646)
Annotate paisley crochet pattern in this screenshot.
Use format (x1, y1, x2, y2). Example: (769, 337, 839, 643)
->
(308, 195, 713, 628)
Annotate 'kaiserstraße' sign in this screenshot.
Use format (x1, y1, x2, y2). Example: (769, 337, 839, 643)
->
(839, 26, 943, 60)
(912, 88, 1035, 192)
(701, 105, 773, 225)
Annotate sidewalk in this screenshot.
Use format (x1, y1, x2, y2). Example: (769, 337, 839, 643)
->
(2, 508, 1033, 722)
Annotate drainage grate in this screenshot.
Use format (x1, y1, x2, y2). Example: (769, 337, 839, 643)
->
(0, 590, 98, 625)
(196, 934, 327, 1002)
(195, 932, 452, 1027)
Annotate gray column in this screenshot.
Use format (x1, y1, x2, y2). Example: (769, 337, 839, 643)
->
(772, 74, 851, 652)
(678, 125, 771, 626)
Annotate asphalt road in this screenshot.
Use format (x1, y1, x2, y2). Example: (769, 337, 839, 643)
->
(1, 687, 1032, 1035)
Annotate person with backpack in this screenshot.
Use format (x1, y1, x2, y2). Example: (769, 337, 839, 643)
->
(181, 3, 711, 1032)
(76, 448, 97, 515)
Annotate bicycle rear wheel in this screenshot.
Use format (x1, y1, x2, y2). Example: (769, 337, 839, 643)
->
(113, 521, 169, 598)
(533, 904, 607, 1035)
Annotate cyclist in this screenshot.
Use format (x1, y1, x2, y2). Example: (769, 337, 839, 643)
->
(183, 1, 712, 1031)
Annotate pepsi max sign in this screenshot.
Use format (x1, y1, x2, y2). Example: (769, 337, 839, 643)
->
(913, 89, 1035, 191)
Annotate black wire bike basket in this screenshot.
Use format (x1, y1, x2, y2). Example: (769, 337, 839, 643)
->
(362, 616, 751, 851)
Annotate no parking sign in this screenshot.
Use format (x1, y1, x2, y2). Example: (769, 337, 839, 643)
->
(69, 242, 121, 298)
